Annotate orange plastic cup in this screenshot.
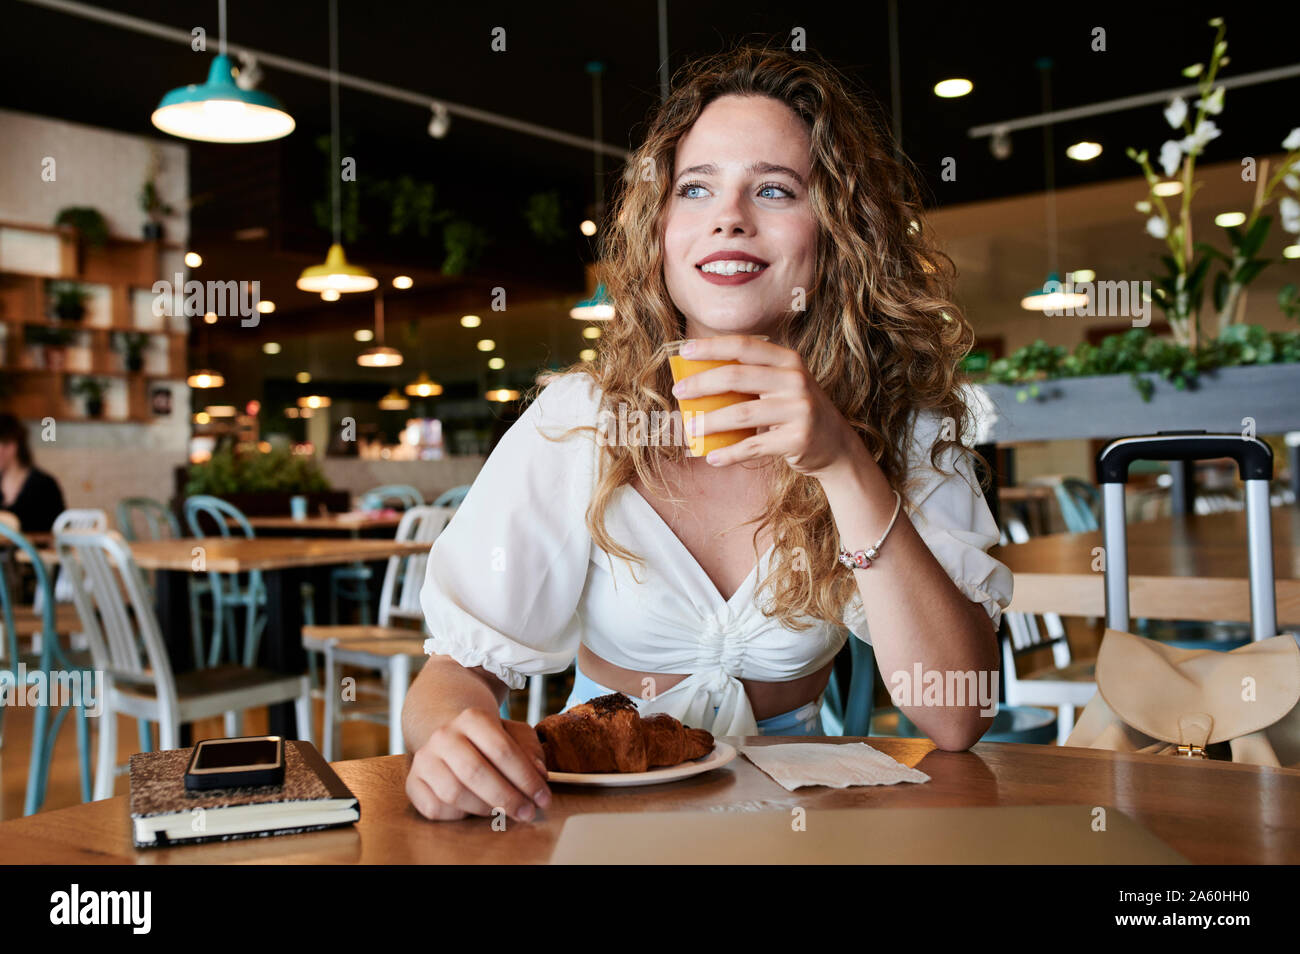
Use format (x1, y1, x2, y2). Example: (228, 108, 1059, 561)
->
(661, 336, 767, 457)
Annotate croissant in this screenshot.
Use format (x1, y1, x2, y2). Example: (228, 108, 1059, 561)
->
(535, 693, 715, 773)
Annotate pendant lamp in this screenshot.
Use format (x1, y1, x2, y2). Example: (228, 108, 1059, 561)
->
(152, 0, 294, 143)
(357, 290, 403, 367)
(297, 0, 376, 294)
(1020, 58, 1088, 313)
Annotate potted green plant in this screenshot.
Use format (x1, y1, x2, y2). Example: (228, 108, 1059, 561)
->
(113, 330, 151, 372)
(47, 280, 89, 322)
(53, 207, 109, 273)
(24, 322, 76, 371)
(182, 443, 345, 515)
(139, 151, 174, 241)
(69, 376, 110, 418)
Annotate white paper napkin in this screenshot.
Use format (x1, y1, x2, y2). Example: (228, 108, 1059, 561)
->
(740, 742, 931, 792)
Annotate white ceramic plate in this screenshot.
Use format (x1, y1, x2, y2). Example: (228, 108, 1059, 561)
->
(546, 741, 737, 787)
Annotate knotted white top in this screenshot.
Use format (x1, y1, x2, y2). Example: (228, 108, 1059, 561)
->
(421, 371, 1013, 737)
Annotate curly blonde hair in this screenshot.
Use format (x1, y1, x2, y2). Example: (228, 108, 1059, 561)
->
(532, 40, 981, 631)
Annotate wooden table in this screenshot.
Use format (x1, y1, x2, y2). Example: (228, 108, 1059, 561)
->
(993, 507, 1300, 627)
(1, 738, 1296, 864)
(239, 514, 403, 533)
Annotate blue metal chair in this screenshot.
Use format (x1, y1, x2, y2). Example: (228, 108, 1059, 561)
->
(432, 484, 471, 509)
(331, 485, 426, 625)
(115, 497, 181, 542)
(183, 496, 267, 668)
(1052, 477, 1102, 534)
(0, 521, 93, 814)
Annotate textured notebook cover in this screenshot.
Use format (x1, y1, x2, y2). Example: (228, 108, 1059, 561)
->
(129, 740, 358, 848)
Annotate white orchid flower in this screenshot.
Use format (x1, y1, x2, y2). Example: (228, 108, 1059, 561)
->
(1283, 128, 1300, 151)
(1159, 140, 1183, 177)
(1195, 86, 1224, 116)
(1285, 174, 1300, 192)
(1135, 200, 1152, 213)
(1179, 119, 1221, 156)
(1281, 197, 1300, 235)
(1164, 96, 1188, 128)
(1146, 216, 1169, 239)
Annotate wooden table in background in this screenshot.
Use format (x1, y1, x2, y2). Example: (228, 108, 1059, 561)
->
(992, 507, 1300, 627)
(1, 738, 1296, 864)
(239, 514, 403, 533)
(134, 538, 430, 740)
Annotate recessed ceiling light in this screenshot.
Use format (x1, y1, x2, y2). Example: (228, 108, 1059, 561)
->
(392, 275, 413, 289)
(476, 339, 495, 352)
(460, 315, 481, 328)
(1215, 211, 1246, 228)
(262, 341, 281, 355)
(487, 357, 504, 370)
(257, 299, 275, 314)
(933, 78, 973, 98)
(1069, 269, 1096, 283)
(184, 252, 202, 268)
(579, 219, 597, 236)
(296, 371, 311, 384)
(579, 349, 596, 362)
(354, 328, 374, 342)
(1283, 244, 1300, 260)
(1153, 180, 1183, 197)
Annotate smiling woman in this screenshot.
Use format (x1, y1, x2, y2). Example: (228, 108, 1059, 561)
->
(402, 41, 1012, 823)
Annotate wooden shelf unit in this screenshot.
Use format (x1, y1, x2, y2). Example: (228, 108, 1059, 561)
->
(0, 222, 189, 424)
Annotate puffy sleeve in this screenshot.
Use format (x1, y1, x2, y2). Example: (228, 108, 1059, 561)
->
(420, 372, 600, 690)
(843, 408, 1013, 642)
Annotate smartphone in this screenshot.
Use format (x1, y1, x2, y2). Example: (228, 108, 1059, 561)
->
(184, 736, 285, 791)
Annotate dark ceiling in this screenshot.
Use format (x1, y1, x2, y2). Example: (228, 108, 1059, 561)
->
(3, 0, 1299, 406)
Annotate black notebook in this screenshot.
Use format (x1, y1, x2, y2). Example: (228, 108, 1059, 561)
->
(129, 740, 359, 848)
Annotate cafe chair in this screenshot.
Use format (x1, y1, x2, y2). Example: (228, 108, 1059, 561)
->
(38, 508, 108, 611)
(997, 516, 1098, 743)
(184, 495, 268, 669)
(303, 505, 452, 758)
(0, 521, 94, 814)
(56, 530, 312, 800)
(432, 484, 471, 509)
(115, 497, 181, 542)
(329, 485, 426, 626)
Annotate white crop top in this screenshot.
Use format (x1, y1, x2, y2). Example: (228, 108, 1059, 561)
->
(421, 370, 1013, 736)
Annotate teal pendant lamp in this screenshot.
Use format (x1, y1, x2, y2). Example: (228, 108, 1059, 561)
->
(569, 282, 614, 320)
(152, 0, 294, 143)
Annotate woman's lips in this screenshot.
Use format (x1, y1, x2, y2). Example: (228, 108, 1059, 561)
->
(695, 265, 768, 286)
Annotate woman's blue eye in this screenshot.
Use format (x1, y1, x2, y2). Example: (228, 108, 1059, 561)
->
(759, 184, 794, 199)
(674, 180, 795, 200)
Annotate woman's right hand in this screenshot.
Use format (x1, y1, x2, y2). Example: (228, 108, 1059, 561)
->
(405, 707, 552, 822)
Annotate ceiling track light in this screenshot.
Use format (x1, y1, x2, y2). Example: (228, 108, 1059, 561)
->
(428, 101, 451, 138)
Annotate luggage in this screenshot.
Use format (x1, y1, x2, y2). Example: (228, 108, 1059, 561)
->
(1065, 432, 1300, 767)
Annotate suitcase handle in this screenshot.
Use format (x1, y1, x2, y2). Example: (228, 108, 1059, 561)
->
(1096, 431, 1277, 641)
(1096, 431, 1273, 484)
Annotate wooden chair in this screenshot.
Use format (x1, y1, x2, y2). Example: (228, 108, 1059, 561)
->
(303, 505, 451, 758)
(56, 530, 312, 800)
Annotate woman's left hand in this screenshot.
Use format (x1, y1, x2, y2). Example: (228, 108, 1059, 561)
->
(671, 334, 857, 479)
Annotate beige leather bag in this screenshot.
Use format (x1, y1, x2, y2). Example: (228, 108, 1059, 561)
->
(1066, 627, 1300, 768)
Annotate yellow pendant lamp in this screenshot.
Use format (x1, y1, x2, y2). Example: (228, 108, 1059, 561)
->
(404, 372, 443, 397)
(378, 389, 409, 410)
(297, 0, 375, 295)
(357, 290, 403, 367)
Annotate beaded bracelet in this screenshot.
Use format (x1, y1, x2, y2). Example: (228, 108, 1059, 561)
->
(836, 489, 902, 570)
